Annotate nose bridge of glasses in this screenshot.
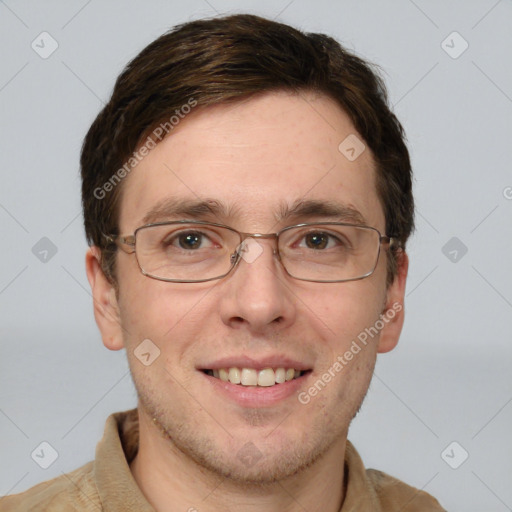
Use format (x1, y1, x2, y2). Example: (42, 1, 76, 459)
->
(230, 232, 281, 268)
(239, 232, 278, 240)
(238, 232, 279, 253)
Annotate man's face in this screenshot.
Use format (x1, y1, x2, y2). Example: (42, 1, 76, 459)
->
(92, 91, 406, 483)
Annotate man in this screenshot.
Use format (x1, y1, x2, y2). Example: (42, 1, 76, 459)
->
(2, 13, 445, 511)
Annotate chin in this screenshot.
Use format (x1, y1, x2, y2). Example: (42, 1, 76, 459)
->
(141, 400, 332, 485)
(183, 437, 330, 486)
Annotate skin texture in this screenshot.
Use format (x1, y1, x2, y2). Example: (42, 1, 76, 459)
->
(86, 90, 408, 512)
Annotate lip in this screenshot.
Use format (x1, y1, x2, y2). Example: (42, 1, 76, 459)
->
(201, 370, 312, 408)
(198, 355, 311, 372)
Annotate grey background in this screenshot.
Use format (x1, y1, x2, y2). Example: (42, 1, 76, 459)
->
(1, 1, 511, 510)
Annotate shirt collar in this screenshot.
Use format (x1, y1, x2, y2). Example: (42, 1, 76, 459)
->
(94, 409, 154, 511)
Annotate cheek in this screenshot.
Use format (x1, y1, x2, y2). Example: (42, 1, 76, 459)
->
(305, 282, 384, 346)
(116, 263, 215, 354)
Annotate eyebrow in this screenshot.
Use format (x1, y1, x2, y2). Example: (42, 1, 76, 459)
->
(141, 197, 366, 226)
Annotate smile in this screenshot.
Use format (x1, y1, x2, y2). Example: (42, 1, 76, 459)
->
(203, 367, 307, 387)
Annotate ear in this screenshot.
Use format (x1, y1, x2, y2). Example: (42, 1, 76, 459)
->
(377, 250, 409, 354)
(85, 246, 124, 351)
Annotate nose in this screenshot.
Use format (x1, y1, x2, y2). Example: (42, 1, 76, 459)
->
(218, 237, 297, 334)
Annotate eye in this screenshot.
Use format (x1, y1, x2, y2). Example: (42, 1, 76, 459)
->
(163, 230, 214, 250)
(303, 232, 330, 250)
(298, 231, 347, 250)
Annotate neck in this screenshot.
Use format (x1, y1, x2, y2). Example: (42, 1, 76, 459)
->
(130, 408, 347, 512)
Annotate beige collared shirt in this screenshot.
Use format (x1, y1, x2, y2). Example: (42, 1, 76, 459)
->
(1, 409, 446, 511)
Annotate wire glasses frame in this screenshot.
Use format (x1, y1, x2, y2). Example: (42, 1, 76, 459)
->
(104, 220, 397, 284)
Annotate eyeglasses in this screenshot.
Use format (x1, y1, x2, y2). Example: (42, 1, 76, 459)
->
(104, 220, 397, 283)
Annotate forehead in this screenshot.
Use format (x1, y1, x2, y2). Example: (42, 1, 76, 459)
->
(118, 91, 384, 232)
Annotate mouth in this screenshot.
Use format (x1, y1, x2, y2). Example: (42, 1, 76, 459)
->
(201, 367, 310, 387)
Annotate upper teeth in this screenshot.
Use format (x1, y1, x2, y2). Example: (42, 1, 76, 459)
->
(209, 367, 302, 386)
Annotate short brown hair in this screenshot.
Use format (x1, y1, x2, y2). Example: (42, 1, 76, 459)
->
(81, 13, 414, 286)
